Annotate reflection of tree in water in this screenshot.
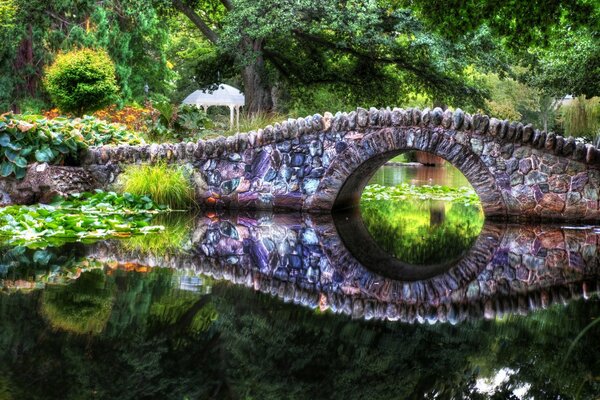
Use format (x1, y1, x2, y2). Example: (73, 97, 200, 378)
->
(0, 268, 599, 398)
(360, 199, 484, 265)
(40, 270, 115, 335)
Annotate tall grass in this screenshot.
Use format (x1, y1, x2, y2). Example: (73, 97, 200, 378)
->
(561, 95, 600, 140)
(118, 163, 196, 209)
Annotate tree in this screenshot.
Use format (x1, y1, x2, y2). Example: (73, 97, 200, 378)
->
(167, 0, 509, 114)
(44, 48, 119, 115)
(0, 0, 173, 111)
(403, 0, 600, 99)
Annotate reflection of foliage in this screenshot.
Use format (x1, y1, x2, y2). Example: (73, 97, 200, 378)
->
(122, 212, 193, 255)
(150, 290, 217, 349)
(0, 191, 166, 247)
(360, 192, 484, 265)
(0, 260, 600, 398)
(0, 245, 96, 290)
(40, 269, 114, 335)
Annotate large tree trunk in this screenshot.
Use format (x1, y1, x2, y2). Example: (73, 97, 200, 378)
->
(12, 24, 37, 112)
(241, 39, 273, 114)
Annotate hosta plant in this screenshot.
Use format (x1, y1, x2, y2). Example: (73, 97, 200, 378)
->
(0, 113, 143, 179)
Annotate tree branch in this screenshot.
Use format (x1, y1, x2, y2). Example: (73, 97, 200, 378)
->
(219, 0, 233, 11)
(172, 0, 219, 44)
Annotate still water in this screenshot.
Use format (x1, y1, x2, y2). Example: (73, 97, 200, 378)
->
(1, 162, 600, 399)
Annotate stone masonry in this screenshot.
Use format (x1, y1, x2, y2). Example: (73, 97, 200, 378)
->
(82, 107, 600, 221)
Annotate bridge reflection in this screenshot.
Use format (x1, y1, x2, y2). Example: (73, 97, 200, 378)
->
(77, 212, 600, 324)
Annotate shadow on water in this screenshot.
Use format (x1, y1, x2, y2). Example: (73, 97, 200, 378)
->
(1, 211, 600, 398)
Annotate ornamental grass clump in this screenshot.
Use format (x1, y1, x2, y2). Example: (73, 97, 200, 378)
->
(119, 163, 196, 209)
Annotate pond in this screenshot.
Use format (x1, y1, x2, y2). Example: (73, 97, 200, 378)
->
(0, 159, 599, 399)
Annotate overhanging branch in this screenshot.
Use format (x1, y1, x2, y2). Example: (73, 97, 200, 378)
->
(172, 0, 219, 44)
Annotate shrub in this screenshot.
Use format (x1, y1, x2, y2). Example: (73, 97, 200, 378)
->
(0, 113, 143, 178)
(146, 102, 211, 142)
(118, 163, 196, 209)
(44, 48, 119, 116)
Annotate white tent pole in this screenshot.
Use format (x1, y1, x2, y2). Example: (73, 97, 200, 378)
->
(229, 105, 234, 131)
(236, 106, 240, 131)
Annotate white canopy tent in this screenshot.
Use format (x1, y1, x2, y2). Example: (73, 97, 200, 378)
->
(182, 84, 245, 131)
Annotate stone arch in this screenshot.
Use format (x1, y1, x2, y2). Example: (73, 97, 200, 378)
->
(306, 126, 508, 218)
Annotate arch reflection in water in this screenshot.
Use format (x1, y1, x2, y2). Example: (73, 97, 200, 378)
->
(361, 154, 485, 267)
(68, 212, 600, 324)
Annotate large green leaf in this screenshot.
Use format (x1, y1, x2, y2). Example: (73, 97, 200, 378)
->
(0, 134, 10, 147)
(0, 161, 15, 177)
(13, 156, 28, 168)
(35, 148, 53, 163)
(4, 149, 18, 161)
(14, 166, 27, 179)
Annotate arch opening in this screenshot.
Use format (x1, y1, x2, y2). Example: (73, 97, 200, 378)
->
(332, 148, 486, 281)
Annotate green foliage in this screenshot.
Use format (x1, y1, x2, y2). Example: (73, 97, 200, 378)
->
(16, 97, 48, 115)
(0, 191, 167, 247)
(118, 163, 196, 209)
(0, 0, 173, 109)
(147, 103, 211, 142)
(525, 27, 600, 98)
(43, 48, 119, 115)
(0, 113, 143, 178)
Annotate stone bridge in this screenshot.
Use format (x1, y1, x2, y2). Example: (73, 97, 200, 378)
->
(83, 107, 600, 221)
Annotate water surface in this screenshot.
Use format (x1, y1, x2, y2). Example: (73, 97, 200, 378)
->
(1, 162, 600, 399)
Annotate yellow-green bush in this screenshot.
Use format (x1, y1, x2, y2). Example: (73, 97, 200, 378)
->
(44, 48, 119, 116)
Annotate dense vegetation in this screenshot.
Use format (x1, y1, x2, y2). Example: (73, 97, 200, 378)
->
(0, 0, 598, 142)
(0, 113, 143, 178)
(44, 49, 120, 115)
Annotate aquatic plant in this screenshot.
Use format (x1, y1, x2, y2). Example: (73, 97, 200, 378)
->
(361, 183, 481, 207)
(118, 163, 196, 209)
(0, 191, 167, 247)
